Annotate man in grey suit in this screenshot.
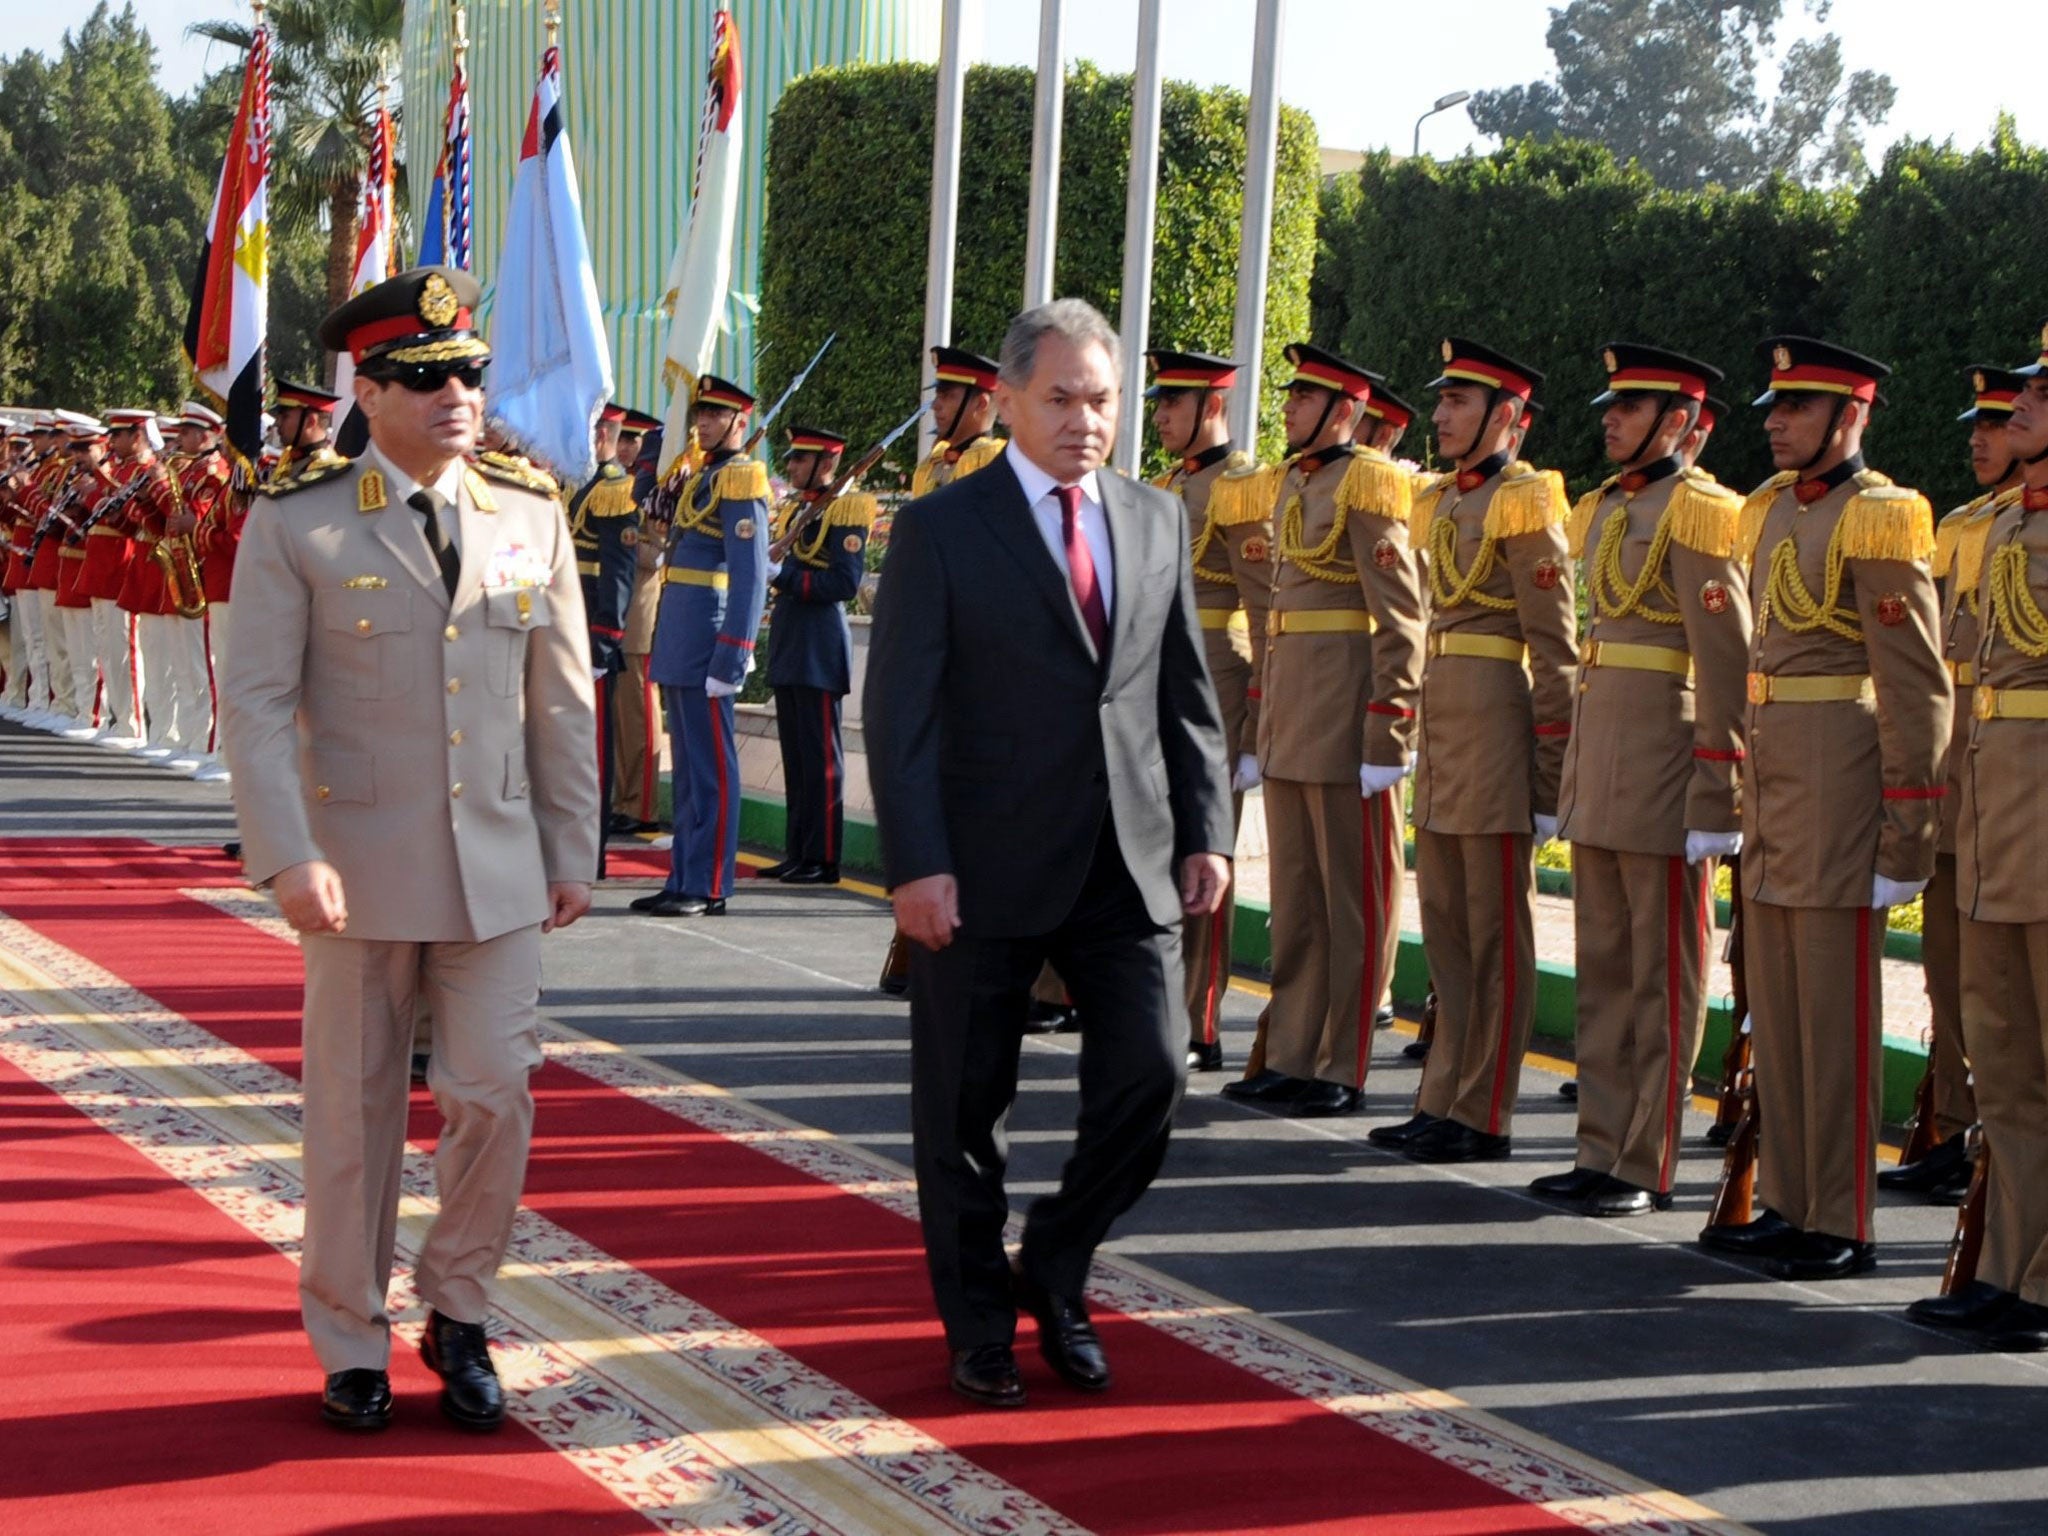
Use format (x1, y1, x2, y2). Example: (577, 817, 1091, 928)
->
(865, 299, 1235, 1408)
(218, 267, 600, 1433)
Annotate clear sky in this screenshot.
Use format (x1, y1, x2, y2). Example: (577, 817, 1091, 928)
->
(6, 0, 2040, 162)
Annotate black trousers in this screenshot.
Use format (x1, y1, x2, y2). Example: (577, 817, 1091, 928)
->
(909, 819, 1185, 1348)
(773, 684, 844, 866)
(593, 667, 617, 880)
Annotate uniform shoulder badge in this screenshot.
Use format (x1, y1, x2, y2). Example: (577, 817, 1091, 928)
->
(471, 453, 562, 499)
(267, 454, 354, 502)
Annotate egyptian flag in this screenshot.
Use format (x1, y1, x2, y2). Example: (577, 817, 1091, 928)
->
(333, 102, 395, 458)
(182, 15, 270, 470)
(490, 42, 613, 486)
(417, 47, 473, 270)
(656, 11, 743, 480)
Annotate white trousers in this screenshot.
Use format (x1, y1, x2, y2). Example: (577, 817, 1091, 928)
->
(136, 612, 212, 750)
(2, 593, 31, 706)
(91, 598, 140, 738)
(60, 604, 100, 726)
(35, 590, 75, 717)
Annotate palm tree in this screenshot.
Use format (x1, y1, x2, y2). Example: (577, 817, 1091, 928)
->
(189, 0, 405, 330)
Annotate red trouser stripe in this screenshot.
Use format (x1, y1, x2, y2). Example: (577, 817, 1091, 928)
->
(821, 691, 838, 863)
(1355, 792, 1389, 1087)
(707, 694, 729, 898)
(1201, 899, 1225, 1045)
(1486, 833, 1519, 1135)
(1854, 906, 1873, 1242)
(1661, 857, 1684, 1191)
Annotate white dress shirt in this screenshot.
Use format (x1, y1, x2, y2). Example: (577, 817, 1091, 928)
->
(1006, 441, 1115, 619)
(369, 442, 467, 554)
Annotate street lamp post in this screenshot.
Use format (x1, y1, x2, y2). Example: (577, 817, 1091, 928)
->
(1411, 89, 1472, 158)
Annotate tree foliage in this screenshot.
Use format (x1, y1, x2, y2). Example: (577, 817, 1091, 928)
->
(1469, 0, 1896, 190)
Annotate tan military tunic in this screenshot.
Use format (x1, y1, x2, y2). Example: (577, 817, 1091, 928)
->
(1739, 464, 1949, 1243)
(1410, 458, 1577, 1134)
(1164, 446, 1272, 1047)
(1557, 463, 1751, 1191)
(614, 510, 663, 823)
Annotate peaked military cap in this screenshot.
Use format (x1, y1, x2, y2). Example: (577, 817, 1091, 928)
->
(1283, 343, 1381, 401)
(694, 375, 755, 412)
(1591, 343, 1724, 405)
(2015, 318, 2048, 379)
(275, 379, 341, 411)
(1752, 335, 1889, 406)
(1363, 384, 1419, 434)
(318, 265, 490, 368)
(931, 345, 1000, 392)
(618, 407, 662, 434)
(1145, 349, 1241, 398)
(599, 403, 628, 424)
(1699, 395, 1729, 433)
(1430, 337, 1542, 400)
(1960, 364, 2027, 422)
(785, 425, 847, 455)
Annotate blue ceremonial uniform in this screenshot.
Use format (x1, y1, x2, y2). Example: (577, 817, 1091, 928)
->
(569, 458, 641, 877)
(767, 490, 873, 867)
(648, 449, 770, 900)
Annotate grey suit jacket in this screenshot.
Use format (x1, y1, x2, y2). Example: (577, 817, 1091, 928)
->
(218, 456, 600, 943)
(864, 452, 1233, 937)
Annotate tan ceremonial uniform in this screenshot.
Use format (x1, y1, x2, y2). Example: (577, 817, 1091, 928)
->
(218, 449, 600, 1372)
(1255, 446, 1424, 1086)
(614, 515, 664, 824)
(1410, 457, 1578, 1133)
(1164, 446, 1272, 1049)
(1738, 465, 1949, 1244)
(1558, 464, 1750, 1191)
(1955, 487, 2048, 1305)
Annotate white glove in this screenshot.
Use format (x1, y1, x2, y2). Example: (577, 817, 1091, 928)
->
(1685, 829, 1743, 864)
(1231, 753, 1262, 792)
(704, 676, 739, 699)
(1533, 813, 1560, 844)
(1359, 759, 1412, 797)
(765, 560, 783, 581)
(1872, 873, 1927, 909)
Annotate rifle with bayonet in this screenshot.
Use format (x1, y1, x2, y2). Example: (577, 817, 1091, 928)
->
(769, 400, 929, 564)
(650, 333, 838, 524)
(1940, 1119, 1989, 1295)
(740, 331, 836, 461)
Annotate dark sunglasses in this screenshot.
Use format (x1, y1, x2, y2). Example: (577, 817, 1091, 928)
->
(369, 361, 488, 394)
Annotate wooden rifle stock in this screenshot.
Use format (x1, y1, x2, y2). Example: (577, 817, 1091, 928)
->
(1705, 1055, 1759, 1229)
(1706, 853, 1750, 1147)
(769, 443, 888, 563)
(1896, 1061, 1942, 1168)
(1407, 989, 1439, 1103)
(1940, 1130, 1989, 1296)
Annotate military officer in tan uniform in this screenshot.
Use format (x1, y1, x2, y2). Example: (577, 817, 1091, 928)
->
(1535, 346, 1751, 1217)
(1699, 336, 1949, 1281)
(1144, 349, 1269, 1072)
(218, 267, 600, 1432)
(1884, 366, 2025, 1204)
(1369, 339, 1577, 1163)
(612, 409, 665, 832)
(1907, 337, 2048, 1351)
(1221, 346, 1423, 1116)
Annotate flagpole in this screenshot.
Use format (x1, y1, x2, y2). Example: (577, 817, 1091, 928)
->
(1229, 0, 1285, 451)
(545, 0, 561, 46)
(1022, 0, 1065, 308)
(920, 0, 967, 463)
(1113, 0, 1163, 476)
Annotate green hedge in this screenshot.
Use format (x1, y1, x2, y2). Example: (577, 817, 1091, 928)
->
(757, 62, 1319, 475)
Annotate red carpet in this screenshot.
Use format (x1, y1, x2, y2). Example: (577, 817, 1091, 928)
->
(0, 840, 1698, 1534)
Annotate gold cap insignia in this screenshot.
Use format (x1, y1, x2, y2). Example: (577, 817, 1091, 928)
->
(1975, 371, 1988, 393)
(1440, 339, 1455, 362)
(419, 271, 459, 329)
(1773, 344, 1793, 372)
(2040, 320, 2048, 349)
(1602, 348, 1618, 373)
(358, 468, 387, 513)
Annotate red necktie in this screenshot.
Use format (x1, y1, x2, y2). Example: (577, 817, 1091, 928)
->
(1057, 484, 1109, 652)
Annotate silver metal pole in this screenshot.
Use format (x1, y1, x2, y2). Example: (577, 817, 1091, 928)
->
(1114, 0, 1164, 476)
(1023, 0, 1066, 308)
(1229, 0, 1285, 451)
(921, 0, 968, 461)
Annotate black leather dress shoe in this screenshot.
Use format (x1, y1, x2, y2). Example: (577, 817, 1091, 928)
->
(755, 858, 801, 880)
(1583, 1174, 1672, 1218)
(1529, 1166, 1606, 1202)
(1288, 1081, 1363, 1117)
(1559, 1079, 1579, 1102)
(1980, 1299, 2048, 1353)
(1374, 1004, 1395, 1029)
(1698, 1209, 1799, 1257)
(1907, 1280, 2018, 1332)
(1406, 1119, 1511, 1164)
(1764, 1232, 1878, 1281)
(409, 1052, 431, 1087)
(1366, 1110, 1440, 1149)
(1025, 1000, 1079, 1034)
(1400, 1038, 1431, 1061)
(1015, 1273, 1111, 1391)
(420, 1310, 505, 1430)
(629, 889, 672, 913)
(950, 1343, 1027, 1407)
(646, 892, 725, 917)
(605, 811, 641, 836)
(1220, 1069, 1309, 1104)
(1878, 1133, 1968, 1196)
(780, 863, 840, 885)
(320, 1367, 392, 1432)
(222, 840, 243, 861)
(1187, 1040, 1224, 1073)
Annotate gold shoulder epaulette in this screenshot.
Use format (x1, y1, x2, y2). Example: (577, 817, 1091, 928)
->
(824, 491, 878, 530)
(714, 457, 771, 503)
(954, 436, 1007, 479)
(472, 453, 561, 498)
(583, 474, 639, 518)
(264, 455, 351, 500)
(1408, 472, 1451, 544)
(1206, 459, 1278, 527)
(1737, 471, 1798, 562)
(1933, 496, 1989, 578)
(1838, 475, 1936, 563)
(1150, 469, 1176, 491)
(1483, 463, 1567, 540)
(1335, 447, 1412, 523)
(1566, 476, 1619, 558)
(1948, 490, 2013, 594)
(910, 441, 948, 499)
(1665, 469, 1742, 558)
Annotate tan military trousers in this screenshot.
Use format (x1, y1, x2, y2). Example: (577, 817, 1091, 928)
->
(1919, 853, 1977, 1141)
(612, 653, 661, 825)
(1416, 830, 1536, 1133)
(1262, 781, 1404, 1087)
(1571, 847, 1711, 1192)
(1744, 900, 1884, 1243)
(298, 925, 543, 1373)
(1959, 918, 2048, 1305)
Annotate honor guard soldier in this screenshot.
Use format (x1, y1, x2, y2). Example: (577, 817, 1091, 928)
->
(1699, 335, 1949, 1280)
(1361, 384, 1421, 462)
(1685, 396, 1729, 468)
(268, 381, 344, 489)
(1532, 346, 1751, 1217)
(1223, 345, 1423, 1115)
(570, 404, 642, 877)
(760, 426, 874, 885)
(189, 400, 249, 726)
(1371, 339, 1578, 1163)
(24, 411, 98, 729)
(1886, 366, 2025, 1204)
(52, 415, 115, 736)
(149, 406, 232, 774)
(5, 416, 72, 723)
(1, 418, 52, 718)
(1144, 350, 1271, 1072)
(631, 375, 769, 917)
(83, 409, 166, 746)
(1909, 333, 2048, 1351)
(612, 409, 665, 832)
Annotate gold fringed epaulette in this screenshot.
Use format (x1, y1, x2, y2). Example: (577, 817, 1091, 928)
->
(1206, 460, 1279, 527)
(1737, 472, 1798, 562)
(909, 443, 946, 500)
(714, 458, 771, 503)
(1335, 448, 1413, 523)
(472, 453, 561, 498)
(1408, 472, 1451, 544)
(265, 455, 352, 500)
(954, 436, 1007, 479)
(1566, 478, 1617, 558)
(1665, 470, 1742, 558)
(582, 474, 639, 518)
(1482, 463, 1567, 541)
(824, 491, 878, 530)
(1950, 495, 2010, 598)
(1932, 499, 1983, 578)
(1838, 472, 1936, 563)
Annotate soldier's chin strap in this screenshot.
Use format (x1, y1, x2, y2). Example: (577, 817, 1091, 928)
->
(1796, 396, 1850, 476)
(1293, 387, 1341, 458)
(940, 389, 984, 447)
(1625, 397, 1692, 470)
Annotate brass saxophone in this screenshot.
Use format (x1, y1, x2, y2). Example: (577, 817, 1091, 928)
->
(152, 457, 208, 619)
